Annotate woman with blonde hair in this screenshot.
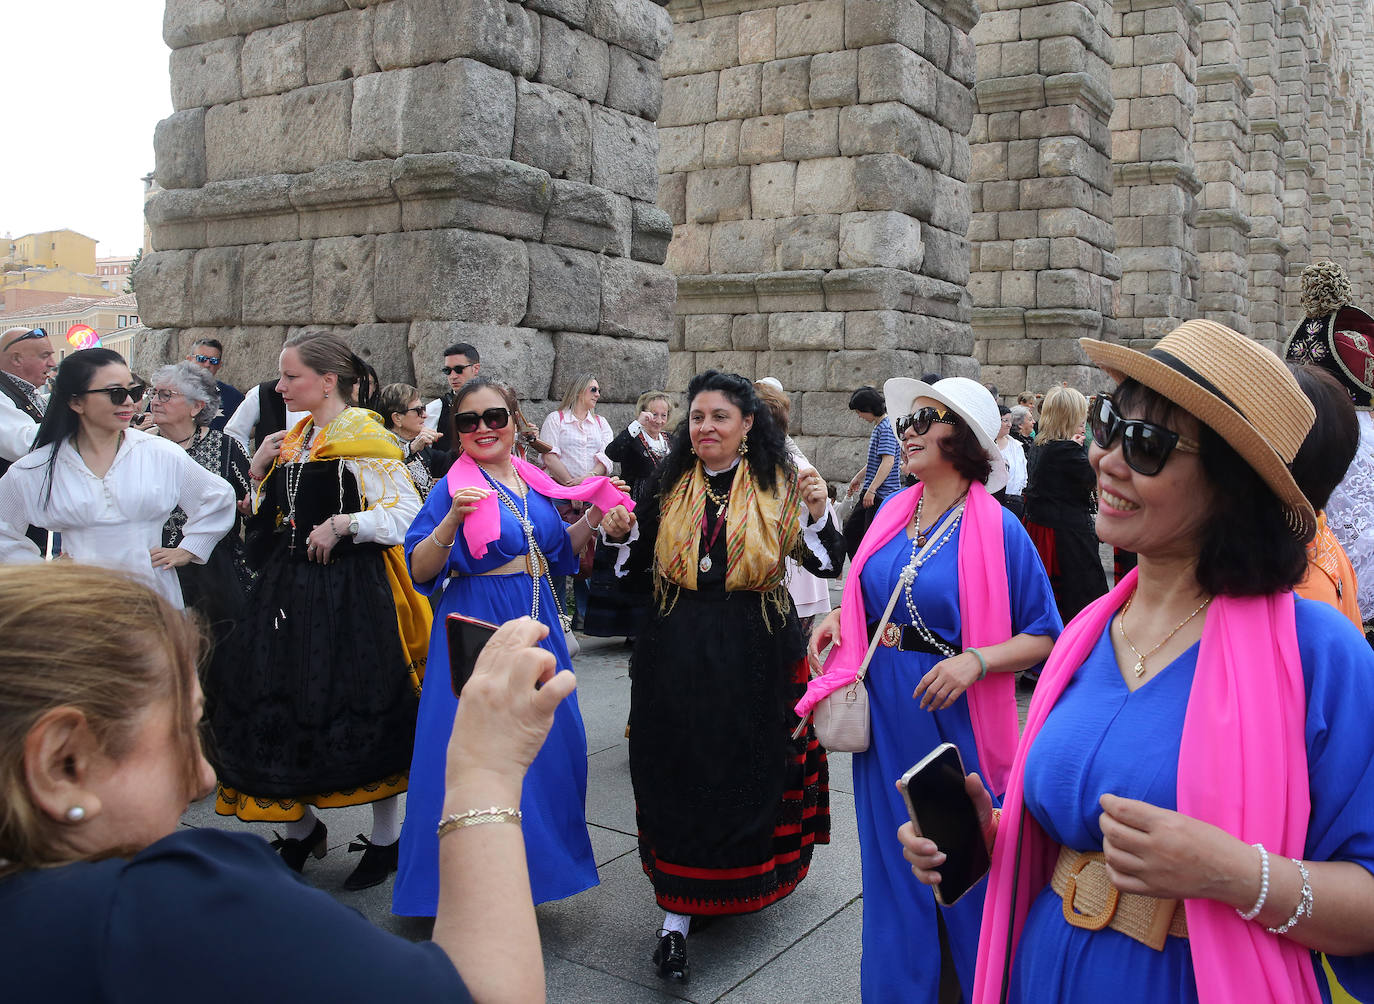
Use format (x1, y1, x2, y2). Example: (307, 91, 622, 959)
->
(0, 562, 579, 1003)
(1023, 385, 1108, 623)
(218, 330, 431, 892)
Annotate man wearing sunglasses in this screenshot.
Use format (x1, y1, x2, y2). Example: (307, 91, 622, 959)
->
(185, 338, 244, 433)
(423, 342, 481, 454)
(0, 327, 55, 473)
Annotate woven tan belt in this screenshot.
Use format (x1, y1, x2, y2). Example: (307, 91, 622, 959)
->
(452, 554, 545, 578)
(1051, 846, 1188, 951)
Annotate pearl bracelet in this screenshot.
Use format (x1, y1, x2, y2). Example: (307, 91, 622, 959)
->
(436, 806, 522, 840)
(1236, 842, 1269, 921)
(1266, 858, 1313, 934)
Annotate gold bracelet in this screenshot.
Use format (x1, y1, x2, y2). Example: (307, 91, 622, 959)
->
(431, 528, 456, 548)
(436, 806, 522, 839)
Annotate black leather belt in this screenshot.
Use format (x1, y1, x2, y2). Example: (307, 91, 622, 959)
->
(867, 622, 961, 656)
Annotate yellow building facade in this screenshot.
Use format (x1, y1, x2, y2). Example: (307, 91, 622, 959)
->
(3, 229, 98, 273)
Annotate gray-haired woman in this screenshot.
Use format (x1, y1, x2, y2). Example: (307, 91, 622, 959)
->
(148, 360, 254, 709)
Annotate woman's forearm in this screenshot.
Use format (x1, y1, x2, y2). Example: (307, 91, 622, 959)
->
(565, 509, 599, 554)
(975, 632, 1055, 675)
(871, 454, 895, 491)
(410, 515, 461, 582)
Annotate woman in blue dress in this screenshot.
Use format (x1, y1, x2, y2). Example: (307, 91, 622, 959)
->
(394, 378, 630, 916)
(806, 377, 1060, 1002)
(901, 321, 1374, 1003)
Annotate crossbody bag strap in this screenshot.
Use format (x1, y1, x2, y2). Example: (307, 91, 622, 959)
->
(854, 503, 964, 683)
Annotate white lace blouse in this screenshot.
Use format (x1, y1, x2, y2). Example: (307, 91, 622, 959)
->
(0, 429, 236, 608)
(1326, 410, 1374, 622)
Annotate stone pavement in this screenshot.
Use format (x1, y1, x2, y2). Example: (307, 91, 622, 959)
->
(180, 573, 1044, 1002)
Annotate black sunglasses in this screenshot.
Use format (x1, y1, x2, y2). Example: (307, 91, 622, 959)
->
(1089, 395, 1200, 476)
(400, 405, 426, 417)
(2, 328, 47, 352)
(453, 407, 511, 434)
(194, 353, 221, 366)
(76, 384, 147, 406)
(895, 405, 959, 437)
(442, 364, 475, 376)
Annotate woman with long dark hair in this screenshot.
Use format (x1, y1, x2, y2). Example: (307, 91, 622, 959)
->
(0, 348, 234, 607)
(600, 370, 843, 983)
(211, 330, 431, 893)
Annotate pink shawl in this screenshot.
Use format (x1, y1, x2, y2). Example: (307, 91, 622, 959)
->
(794, 481, 1020, 796)
(445, 452, 634, 560)
(973, 569, 1318, 1003)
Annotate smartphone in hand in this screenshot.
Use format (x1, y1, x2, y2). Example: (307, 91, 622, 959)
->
(898, 742, 991, 905)
(446, 613, 498, 696)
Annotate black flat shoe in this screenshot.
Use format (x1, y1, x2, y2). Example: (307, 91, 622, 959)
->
(653, 930, 689, 983)
(270, 820, 327, 873)
(343, 834, 399, 891)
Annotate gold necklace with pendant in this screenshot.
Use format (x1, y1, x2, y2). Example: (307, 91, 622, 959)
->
(699, 478, 730, 573)
(1118, 590, 1212, 678)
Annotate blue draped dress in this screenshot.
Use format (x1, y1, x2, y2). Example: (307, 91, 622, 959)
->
(392, 479, 600, 916)
(1012, 597, 1374, 1002)
(853, 503, 1062, 1003)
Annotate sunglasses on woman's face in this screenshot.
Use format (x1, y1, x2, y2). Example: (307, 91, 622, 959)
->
(453, 407, 511, 434)
(895, 405, 958, 437)
(76, 384, 147, 406)
(401, 405, 426, 417)
(1089, 395, 1200, 476)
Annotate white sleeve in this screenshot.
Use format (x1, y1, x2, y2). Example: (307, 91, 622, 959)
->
(0, 465, 44, 563)
(423, 398, 442, 431)
(594, 416, 613, 472)
(800, 502, 837, 573)
(599, 519, 641, 578)
(349, 458, 422, 546)
(0, 395, 38, 464)
(539, 412, 562, 456)
(172, 451, 237, 563)
(223, 385, 261, 449)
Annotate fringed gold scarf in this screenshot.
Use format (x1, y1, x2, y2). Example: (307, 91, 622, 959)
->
(654, 459, 804, 613)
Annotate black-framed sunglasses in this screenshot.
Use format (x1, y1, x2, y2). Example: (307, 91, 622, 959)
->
(76, 384, 147, 406)
(442, 364, 475, 376)
(399, 405, 427, 418)
(194, 354, 221, 366)
(2, 328, 47, 352)
(453, 407, 511, 434)
(1089, 394, 1200, 476)
(895, 405, 959, 437)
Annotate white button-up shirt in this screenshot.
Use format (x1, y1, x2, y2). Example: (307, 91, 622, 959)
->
(539, 408, 613, 482)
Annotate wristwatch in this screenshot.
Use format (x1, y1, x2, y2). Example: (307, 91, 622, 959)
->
(348, 514, 360, 537)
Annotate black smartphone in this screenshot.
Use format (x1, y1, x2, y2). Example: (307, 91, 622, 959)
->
(446, 613, 498, 696)
(898, 742, 991, 906)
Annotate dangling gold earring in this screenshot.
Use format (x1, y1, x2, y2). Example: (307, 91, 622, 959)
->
(738, 437, 749, 456)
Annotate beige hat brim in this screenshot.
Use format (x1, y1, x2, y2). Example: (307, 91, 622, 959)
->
(1079, 338, 1316, 539)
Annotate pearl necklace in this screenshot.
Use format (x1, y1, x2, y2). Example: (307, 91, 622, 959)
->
(901, 501, 965, 659)
(480, 468, 546, 621)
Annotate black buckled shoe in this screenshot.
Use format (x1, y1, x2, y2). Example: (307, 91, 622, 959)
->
(269, 820, 328, 873)
(343, 834, 400, 891)
(653, 930, 689, 983)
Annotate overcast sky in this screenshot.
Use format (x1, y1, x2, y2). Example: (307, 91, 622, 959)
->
(2, 4, 170, 257)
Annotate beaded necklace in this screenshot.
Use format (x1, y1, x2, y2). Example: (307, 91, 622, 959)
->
(901, 495, 966, 658)
(283, 420, 314, 554)
(479, 467, 546, 621)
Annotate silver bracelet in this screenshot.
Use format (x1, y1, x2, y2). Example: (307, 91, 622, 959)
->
(1266, 858, 1313, 934)
(1236, 842, 1269, 921)
(580, 511, 600, 530)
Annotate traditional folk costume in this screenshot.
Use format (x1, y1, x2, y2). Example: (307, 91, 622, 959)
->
(213, 407, 430, 823)
(0, 428, 234, 608)
(1024, 437, 1109, 623)
(393, 455, 632, 915)
(618, 457, 843, 916)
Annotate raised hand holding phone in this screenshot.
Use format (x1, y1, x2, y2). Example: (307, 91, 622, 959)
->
(896, 743, 994, 905)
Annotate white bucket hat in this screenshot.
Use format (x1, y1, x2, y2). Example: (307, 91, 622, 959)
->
(883, 376, 1009, 494)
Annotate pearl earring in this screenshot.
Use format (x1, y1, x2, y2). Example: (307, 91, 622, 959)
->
(65, 806, 86, 822)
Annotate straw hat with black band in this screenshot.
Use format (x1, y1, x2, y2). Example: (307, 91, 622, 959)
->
(884, 376, 1009, 494)
(1079, 319, 1317, 541)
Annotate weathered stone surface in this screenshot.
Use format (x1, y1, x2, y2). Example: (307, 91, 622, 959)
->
(373, 0, 534, 76)
(776, 0, 845, 58)
(794, 157, 857, 214)
(756, 270, 826, 311)
(857, 44, 938, 118)
(718, 64, 762, 119)
(241, 23, 305, 98)
(544, 180, 632, 256)
(279, 82, 353, 174)
(750, 161, 796, 219)
(537, 16, 610, 104)
(304, 7, 377, 85)
(591, 106, 660, 201)
(526, 244, 602, 332)
(709, 220, 777, 272)
(738, 115, 785, 163)
(686, 166, 751, 223)
(243, 241, 315, 324)
(410, 322, 556, 400)
(513, 81, 593, 183)
(164, 0, 232, 50)
(659, 71, 720, 127)
(761, 57, 812, 115)
(631, 201, 673, 264)
(226, 0, 349, 36)
(809, 49, 859, 108)
(524, 0, 588, 30)
(702, 120, 740, 167)
(345, 322, 414, 384)
(552, 332, 668, 399)
(661, 15, 738, 77)
(154, 109, 208, 190)
(312, 236, 376, 324)
(171, 37, 244, 109)
(684, 314, 732, 351)
(854, 153, 935, 219)
(607, 46, 663, 120)
(351, 61, 516, 162)
(776, 215, 840, 269)
(585, 0, 674, 60)
(783, 108, 841, 159)
(291, 159, 400, 239)
(767, 310, 843, 349)
(374, 229, 529, 323)
(133, 251, 196, 328)
(844, 0, 926, 52)
(599, 256, 676, 339)
(190, 246, 244, 325)
(839, 212, 924, 271)
(658, 125, 704, 175)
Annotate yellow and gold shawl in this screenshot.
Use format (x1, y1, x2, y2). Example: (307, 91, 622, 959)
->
(654, 458, 804, 602)
(266, 407, 430, 688)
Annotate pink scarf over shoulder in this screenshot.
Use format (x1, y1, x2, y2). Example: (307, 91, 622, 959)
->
(794, 481, 1020, 796)
(445, 452, 634, 560)
(973, 570, 1318, 1003)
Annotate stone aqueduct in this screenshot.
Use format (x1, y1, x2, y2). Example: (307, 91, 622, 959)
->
(135, 0, 1374, 479)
